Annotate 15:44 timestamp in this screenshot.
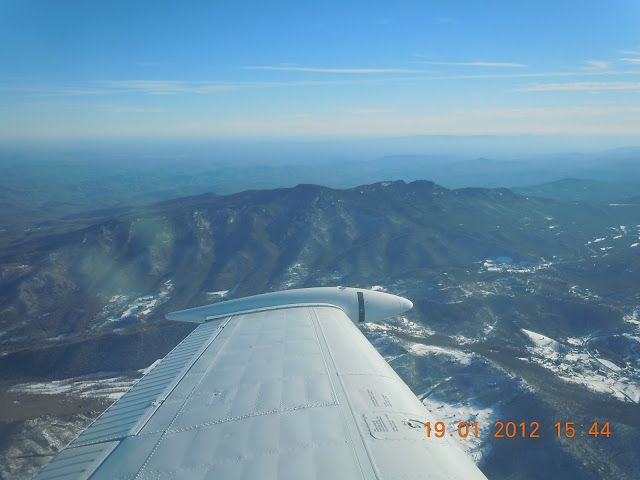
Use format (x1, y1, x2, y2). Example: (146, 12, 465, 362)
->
(554, 421, 611, 438)
(423, 420, 612, 439)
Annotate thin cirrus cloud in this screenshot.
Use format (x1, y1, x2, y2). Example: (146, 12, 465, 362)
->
(342, 107, 389, 115)
(583, 60, 610, 70)
(245, 65, 422, 74)
(412, 55, 527, 68)
(0, 81, 225, 97)
(620, 57, 640, 64)
(2, 79, 376, 97)
(517, 81, 640, 92)
(1, 85, 116, 97)
(6, 66, 639, 99)
(107, 80, 242, 95)
(105, 78, 420, 95)
(417, 61, 527, 68)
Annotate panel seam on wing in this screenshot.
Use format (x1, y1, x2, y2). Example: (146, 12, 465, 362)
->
(131, 317, 236, 479)
(310, 306, 377, 480)
(151, 401, 340, 435)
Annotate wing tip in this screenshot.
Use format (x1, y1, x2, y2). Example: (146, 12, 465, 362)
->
(165, 286, 414, 324)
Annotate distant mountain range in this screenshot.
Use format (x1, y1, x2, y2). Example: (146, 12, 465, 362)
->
(516, 178, 640, 203)
(2, 146, 639, 249)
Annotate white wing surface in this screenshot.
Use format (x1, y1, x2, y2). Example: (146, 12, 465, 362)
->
(33, 287, 487, 480)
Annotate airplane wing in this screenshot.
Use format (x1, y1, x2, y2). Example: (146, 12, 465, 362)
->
(33, 287, 487, 479)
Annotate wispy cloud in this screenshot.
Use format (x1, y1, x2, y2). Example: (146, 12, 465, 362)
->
(0, 85, 116, 97)
(583, 60, 610, 71)
(216, 106, 640, 137)
(620, 57, 640, 64)
(4, 66, 639, 100)
(245, 66, 420, 74)
(423, 60, 527, 68)
(284, 112, 313, 120)
(107, 80, 240, 95)
(99, 103, 164, 113)
(413, 55, 527, 68)
(517, 81, 640, 92)
(620, 50, 640, 56)
(342, 107, 389, 115)
(423, 69, 635, 81)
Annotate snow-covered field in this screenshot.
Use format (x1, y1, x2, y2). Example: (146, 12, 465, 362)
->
(520, 327, 640, 403)
(94, 280, 174, 329)
(480, 257, 553, 274)
(9, 360, 159, 401)
(10, 374, 137, 401)
(205, 289, 229, 300)
(584, 225, 640, 255)
(9, 362, 159, 401)
(421, 396, 495, 463)
(406, 342, 475, 366)
(362, 315, 435, 338)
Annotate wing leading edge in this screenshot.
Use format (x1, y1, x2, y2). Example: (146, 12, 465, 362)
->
(33, 287, 487, 480)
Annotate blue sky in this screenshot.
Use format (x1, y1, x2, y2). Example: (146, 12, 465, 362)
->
(1, 0, 639, 141)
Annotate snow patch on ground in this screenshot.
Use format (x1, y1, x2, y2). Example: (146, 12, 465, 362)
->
(624, 308, 640, 326)
(406, 343, 474, 366)
(10, 373, 137, 401)
(587, 237, 606, 244)
(481, 257, 552, 274)
(624, 333, 640, 344)
(0, 413, 96, 480)
(596, 358, 622, 372)
(205, 290, 229, 300)
(421, 396, 495, 463)
(362, 315, 434, 338)
(569, 285, 599, 301)
(391, 315, 435, 336)
(279, 262, 308, 288)
(452, 334, 476, 346)
(362, 322, 393, 334)
(522, 328, 560, 351)
(95, 280, 174, 328)
(558, 373, 640, 403)
(566, 337, 586, 346)
(9, 361, 160, 401)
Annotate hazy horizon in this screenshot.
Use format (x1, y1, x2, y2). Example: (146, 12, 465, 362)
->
(2, 134, 640, 163)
